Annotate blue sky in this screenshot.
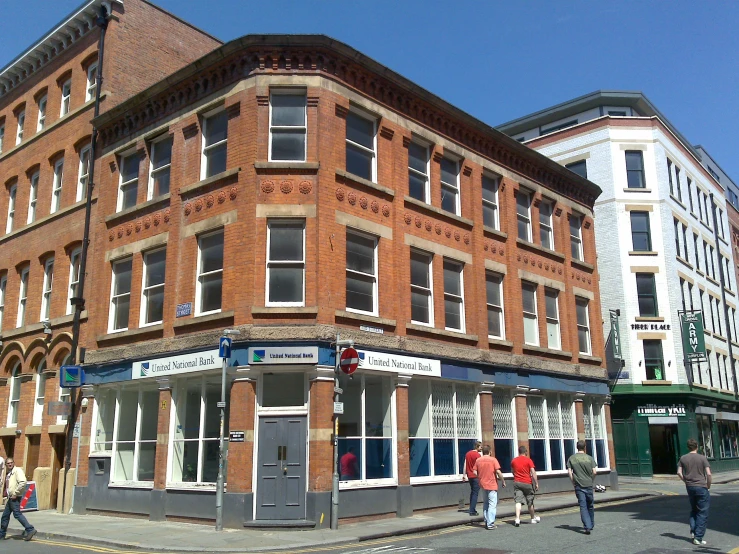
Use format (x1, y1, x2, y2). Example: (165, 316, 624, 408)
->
(2, 0, 738, 181)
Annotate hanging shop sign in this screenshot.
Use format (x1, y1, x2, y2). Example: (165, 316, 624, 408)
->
(679, 310, 707, 363)
(637, 404, 687, 417)
(356, 349, 441, 377)
(132, 349, 220, 380)
(610, 311, 622, 360)
(248, 346, 319, 365)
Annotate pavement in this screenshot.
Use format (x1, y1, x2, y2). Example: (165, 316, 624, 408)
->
(2, 487, 658, 552)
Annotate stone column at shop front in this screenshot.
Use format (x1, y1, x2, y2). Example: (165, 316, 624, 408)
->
(225, 376, 256, 528)
(395, 375, 412, 517)
(308, 374, 334, 529)
(150, 377, 172, 521)
(479, 384, 495, 454)
(574, 395, 586, 442)
(514, 388, 529, 454)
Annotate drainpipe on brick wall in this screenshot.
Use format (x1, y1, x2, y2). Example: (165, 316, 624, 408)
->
(710, 193, 739, 400)
(61, 4, 109, 516)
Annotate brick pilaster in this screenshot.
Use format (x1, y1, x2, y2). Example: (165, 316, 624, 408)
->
(227, 377, 256, 493)
(479, 384, 495, 454)
(574, 396, 586, 442)
(395, 376, 411, 486)
(308, 375, 334, 492)
(153, 378, 173, 490)
(603, 402, 616, 469)
(514, 390, 529, 453)
(74, 384, 96, 488)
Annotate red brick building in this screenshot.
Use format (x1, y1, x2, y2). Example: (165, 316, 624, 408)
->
(0, 0, 220, 510)
(70, 35, 615, 526)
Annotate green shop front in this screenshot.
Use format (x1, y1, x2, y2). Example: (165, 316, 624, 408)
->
(611, 385, 739, 477)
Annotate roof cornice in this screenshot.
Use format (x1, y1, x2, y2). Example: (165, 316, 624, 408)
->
(94, 34, 601, 208)
(0, 0, 121, 99)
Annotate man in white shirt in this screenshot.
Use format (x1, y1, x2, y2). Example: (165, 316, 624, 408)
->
(0, 458, 36, 541)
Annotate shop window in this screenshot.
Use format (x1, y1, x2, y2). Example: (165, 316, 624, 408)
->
(345, 110, 376, 182)
(266, 220, 305, 306)
(481, 174, 499, 230)
(7, 362, 21, 426)
(525, 395, 578, 472)
(202, 110, 228, 179)
(112, 387, 158, 482)
(407, 380, 478, 480)
(269, 90, 306, 162)
(492, 390, 515, 473)
(408, 141, 430, 203)
(527, 396, 547, 470)
(718, 420, 739, 459)
(337, 373, 394, 483)
(171, 376, 226, 484)
(345, 230, 378, 315)
(584, 401, 609, 469)
(410, 250, 433, 326)
(93, 388, 116, 451)
(696, 414, 714, 458)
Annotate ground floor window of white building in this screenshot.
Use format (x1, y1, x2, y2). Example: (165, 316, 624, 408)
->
(584, 401, 609, 469)
(718, 420, 738, 459)
(337, 373, 394, 483)
(408, 380, 478, 479)
(696, 414, 714, 458)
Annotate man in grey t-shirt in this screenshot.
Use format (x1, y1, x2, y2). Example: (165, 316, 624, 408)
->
(677, 438, 712, 546)
(567, 440, 597, 534)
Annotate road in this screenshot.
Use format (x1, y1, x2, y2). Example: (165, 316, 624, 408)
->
(2, 484, 738, 554)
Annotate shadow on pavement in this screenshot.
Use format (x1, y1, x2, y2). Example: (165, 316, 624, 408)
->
(555, 524, 587, 534)
(596, 490, 738, 538)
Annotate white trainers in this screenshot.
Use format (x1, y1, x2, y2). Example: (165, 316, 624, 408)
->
(532, 516, 541, 523)
(693, 539, 707, 546)
(514, 519, 520, 527)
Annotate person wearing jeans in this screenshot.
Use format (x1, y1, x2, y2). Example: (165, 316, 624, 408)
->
(567, 440, 597, 534)
(0, 458, 36, 541)
(677, 438, 712, 545)
(462, 441, 482, 515)
(472, 445, 506, 529)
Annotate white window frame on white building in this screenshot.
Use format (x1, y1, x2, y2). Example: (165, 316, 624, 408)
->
(545, 288, 561, 350)
(268, 89, 307, 162)
(345, 108, 377, 183)
(266, 219, 305, 307)
(482, 173, 500, 230)
(345, 229, 378, 316)
(195, 229, 224, 316)
(27, 171, 39, 224)
(140, 248, 166, 326)
(6, 184, 16, 234)
(486, 271, 505, 340)
(440, 156, 460, 216)
(201, 109, 228, 180)
(77, 145, 91, 202)
(108, 257, 132, 332)
(109, 385, 159, 484)
(37, 95, 47, 131)
(50, 158, 64, 214)
(522, 281, 539, 346)
(17, 266, 29, 328)
(443, 259, 465, 333)
(410, 250, 434, 327)
(40, 257, 54, 321)
(408, 140, 430, 204)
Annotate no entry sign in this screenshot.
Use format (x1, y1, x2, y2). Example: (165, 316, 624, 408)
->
(339, 347, 359, 375)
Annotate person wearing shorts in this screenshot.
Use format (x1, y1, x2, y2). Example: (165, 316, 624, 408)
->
(510, 445, 540, 526)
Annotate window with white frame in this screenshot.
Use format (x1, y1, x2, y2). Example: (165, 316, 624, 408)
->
(522, 281, 539, 346)
(32, 359, 47, 426)
(517, 190, 532, 241)
(529, 395, 577, 472)
(570, 213, 583, 261)
(15, 110, 24, 145)
(345, 110, 376, 181)
(576, 297, 592, 355)
(407, 379, 477, 479)
(482, 174, 499, 230)
(170, 376, 226, 484)
(41, 257, 54, 321)
(37, 95, 47, 131)
(443, 259, 465, 332)
(410, 250, 433, 326)
(527, 396, 547, 470)
(486, 271, 504, 339)
(0, 275, 6, 328)
(493, 390, 516, 472)
(148, 137, 171, 199)
(408, 140, 430, 203)
(92, 388, 116, 451)
(27, 171, 39, 224)
(60, 79, 71, 116)
(86, 63, 97, 101)
(141, 249, 166, 325)
(118, 152, 139, 212)
(50, 158, 64, 214)
(584, 400, 609, 469)
(17, 266, 29, 328)
(346, 230, 378, 315)
(77, 145, 91, 202)
(338, 373, 395, 483)
(267, 220, 305, 306)
(68, 247, 81, 314)
(196, 230, 223, 315)
(7, 362, 21, 426)
(269, 90, 306, 161)
(109, 257, 132, 331)
(6, 184, 16, 234)
(545, 288, 561, 350)
(111, 386, 158, 482)
(540, 200, 554, 250)
(440, 157, 460, 215)
(202, 110, 228, 179)
(0, 123, 4, 153)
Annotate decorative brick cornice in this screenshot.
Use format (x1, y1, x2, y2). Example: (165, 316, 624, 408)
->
(94, 38, 599, 208)
(379, 126, 395, 140)
(335, 103, 349, 118)
(256, 95, 269, 107)
(462, 165, 472, 177)
(307, 96, 319, 107)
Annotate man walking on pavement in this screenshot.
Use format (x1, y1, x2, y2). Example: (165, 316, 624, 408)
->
(677, 438, 712, 546)
(472, 445, 506, 530)
(462, 441, 482, 515)
(510, 445, 540, 526)
(567, 440, 597, 535)
(0, 458, 36, 541)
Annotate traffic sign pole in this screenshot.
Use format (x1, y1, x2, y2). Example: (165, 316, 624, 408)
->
(216, 333, 236, 531)
(331, 336, 354, 530)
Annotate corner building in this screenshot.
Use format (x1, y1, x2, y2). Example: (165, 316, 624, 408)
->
(75, 35, 614, 527)
(499, 91, 739, 478)
(0, 0, 220, 511)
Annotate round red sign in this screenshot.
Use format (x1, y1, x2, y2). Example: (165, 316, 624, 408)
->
(339, 347, 360, 375)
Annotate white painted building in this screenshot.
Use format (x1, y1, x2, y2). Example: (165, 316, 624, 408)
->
(498, 91, 739, 476)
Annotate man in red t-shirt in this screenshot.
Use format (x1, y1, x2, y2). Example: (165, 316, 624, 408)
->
(510, 445, 540, 526)
(472, 445, 506, 529)
(339, 447, 359, 480)
(462, 441, 482, 515)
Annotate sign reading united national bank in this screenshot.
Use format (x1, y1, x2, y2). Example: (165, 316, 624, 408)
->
(357, 350, 441, 377)
(132, 349, 221, 380)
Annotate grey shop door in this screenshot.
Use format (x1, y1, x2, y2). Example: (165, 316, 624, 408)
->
(256, 416, 307, 520)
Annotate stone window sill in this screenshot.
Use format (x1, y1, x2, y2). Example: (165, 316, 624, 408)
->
(97, 324, 164, 344)
(406, 323, 478, 342)
(522, 345, 572, 359)
(641, 380, 672, 386)
(669, 195, 686, 210)
(628, 251, 658, 256)
(255, 161, 319, 173)
(706, 276, 721, 287)
(335, 169, 395, 197)
(676, 256, 693, 270)
(623, 187, 651, 193)
(578, 354, 603, 364)
(105, 194, 170, 225)
(403, 195, 474, 228)
(488, 337, 513, 349)
(571, 258, 595, 272)
(335, 310, 396, 328)
(252, 306, 318, 316)
(635, 316, 664, 322)
(173, 310, 235, 330)
(516, 238, 565, 261)
(483, 226, 507, 241)
(179, 167, 241, 197)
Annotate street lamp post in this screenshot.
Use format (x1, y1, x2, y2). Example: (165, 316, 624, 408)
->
(216, 328, 240, 531)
